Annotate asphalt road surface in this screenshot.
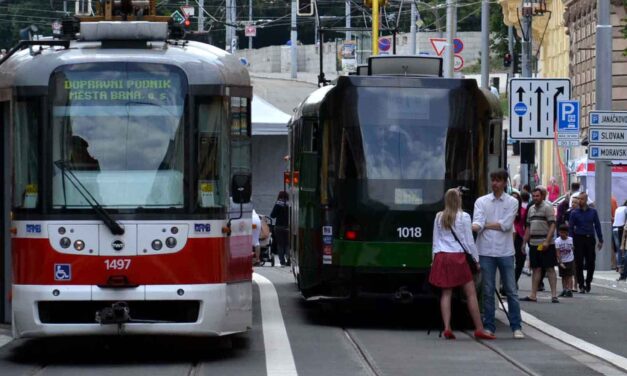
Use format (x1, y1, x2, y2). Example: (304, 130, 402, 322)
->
(0, 265, 626, 376)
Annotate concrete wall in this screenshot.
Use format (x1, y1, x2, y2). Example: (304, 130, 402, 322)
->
(236, 31, 483, 74)
(251, 135, 288, 216)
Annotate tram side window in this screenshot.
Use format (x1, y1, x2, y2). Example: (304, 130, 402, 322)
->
(230, 97, 251, 175)
(197, 98, 229, 208)
(13, 100, 40, 210)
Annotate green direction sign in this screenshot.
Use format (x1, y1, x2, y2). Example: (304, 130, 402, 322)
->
(171, 10, 185, 24)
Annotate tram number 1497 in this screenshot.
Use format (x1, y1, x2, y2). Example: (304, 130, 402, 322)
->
(396, 227, 422, 239)
(104, 259, 132, 270)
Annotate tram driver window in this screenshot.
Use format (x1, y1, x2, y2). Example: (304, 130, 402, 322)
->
(197, 98, 228, 208)
(230, 97, 251, 178)
(13, 100, 41, 210)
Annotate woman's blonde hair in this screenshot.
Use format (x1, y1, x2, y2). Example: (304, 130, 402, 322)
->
(439, 188, 462, 230)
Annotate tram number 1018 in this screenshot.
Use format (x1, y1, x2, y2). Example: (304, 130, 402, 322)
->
(396, 227, 422, 239)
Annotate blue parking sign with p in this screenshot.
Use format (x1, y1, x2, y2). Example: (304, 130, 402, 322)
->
(557, 100, 580, 131)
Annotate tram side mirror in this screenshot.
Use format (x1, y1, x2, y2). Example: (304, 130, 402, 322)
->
(231, 174, 252, 204)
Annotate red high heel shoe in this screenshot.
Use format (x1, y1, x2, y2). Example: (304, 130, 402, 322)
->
(443, 330, 456, 340)
(474, 330, 496, 340)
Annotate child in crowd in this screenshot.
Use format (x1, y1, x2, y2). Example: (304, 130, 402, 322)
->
(556, 224, 575, 297)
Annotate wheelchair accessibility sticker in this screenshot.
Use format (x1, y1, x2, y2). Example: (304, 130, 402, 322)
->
(54, 264, 71, 281)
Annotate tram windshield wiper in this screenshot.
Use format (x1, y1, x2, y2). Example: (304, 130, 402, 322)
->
(54, 160, 125, 236)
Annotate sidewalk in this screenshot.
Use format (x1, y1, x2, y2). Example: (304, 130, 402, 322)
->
(591, 270, 627, 293)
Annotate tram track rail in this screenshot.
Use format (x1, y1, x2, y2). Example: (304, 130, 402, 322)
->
(343, 325, 541, 376)
(343, 328, 382, 376)
(461, 330, 540, 376)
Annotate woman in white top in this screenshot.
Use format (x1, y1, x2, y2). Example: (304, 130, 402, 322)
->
(429, 188, 495, 340)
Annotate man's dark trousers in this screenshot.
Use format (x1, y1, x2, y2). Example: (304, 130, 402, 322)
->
(574, 235, 596, 289)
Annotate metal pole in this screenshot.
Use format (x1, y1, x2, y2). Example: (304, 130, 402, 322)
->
(248, 0, 252, 49)
(519, 4, 533, 188)
(198, 0, 205, 32)
(595, 0, 613, 270)
(224, 0, 233, 52)
(291, 0, 297, 78)
(372, 0, 380, 56)
(232, 0, 237, 52)
(508, 25, 514, 77)
(410, 0, 417, 55)
(444, 0, 455, 77)
(480, 0, 489, 89)
(346, 0, 351, 42)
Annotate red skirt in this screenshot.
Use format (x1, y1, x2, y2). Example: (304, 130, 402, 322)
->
(428, 252, 473, 288)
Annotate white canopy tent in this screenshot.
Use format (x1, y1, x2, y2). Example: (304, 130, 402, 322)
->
(251, 95, 291, 215)
(573, 157, 627, 203)
(251, 95, 291, 135)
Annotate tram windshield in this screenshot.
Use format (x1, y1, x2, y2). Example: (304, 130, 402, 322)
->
(50, 63, 187, 209)
(340, 85, 476, 207)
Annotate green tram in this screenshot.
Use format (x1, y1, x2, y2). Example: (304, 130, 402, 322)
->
(287, 57, 504, 300)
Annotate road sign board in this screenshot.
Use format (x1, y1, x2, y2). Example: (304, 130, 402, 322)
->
(429, 38, 463, 57)
(453, 38, 464, 54)
(171, 10, 185, 24)
(558, 140, 579, 147)
(379, 37, 391, 52)
(589, 145, 627, 160)
(454, 55, 464, 71)
(557, 100, 579, 148)
(589, 128, 627, 145)
(589, 111, 627, 127)
(509, 78, 571, 140)
(429, 38, 446, 56)
(181, 5, 195, 17)
(245, 25, 256, 37)
(557, 100, 580, 131)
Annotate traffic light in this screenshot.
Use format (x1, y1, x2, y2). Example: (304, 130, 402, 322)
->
(363, 0, 388, 7)
(183, 17, 192, 29)
(513, 52, 522, 74)
(297, 0, 314, 16)
(503, 53, 512, 68)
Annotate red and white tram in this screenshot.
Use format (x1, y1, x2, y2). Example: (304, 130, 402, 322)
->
(0, 4, 253, 338)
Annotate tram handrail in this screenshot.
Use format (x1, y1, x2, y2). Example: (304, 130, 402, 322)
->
(0, 40, 70, 67)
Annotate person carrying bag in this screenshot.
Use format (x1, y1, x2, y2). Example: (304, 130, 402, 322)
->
(428, 188, 495, 340)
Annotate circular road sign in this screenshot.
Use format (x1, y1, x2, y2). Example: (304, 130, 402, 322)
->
(453, 54, 464, 71)
(379, 37, 391, 52)
(514, 102, 528, 116)
(453, 38, 464, 54)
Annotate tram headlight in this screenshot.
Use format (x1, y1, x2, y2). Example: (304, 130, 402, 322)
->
(152, 239, 163, 251)
(60, 237, 71, 249)
(74, 239, 85, 251)
(166, 237, 177, 248)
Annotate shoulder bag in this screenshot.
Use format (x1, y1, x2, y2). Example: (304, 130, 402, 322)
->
(450, 227, 479, 275)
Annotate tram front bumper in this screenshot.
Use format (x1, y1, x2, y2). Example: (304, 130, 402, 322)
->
(11, 282, 252, 338)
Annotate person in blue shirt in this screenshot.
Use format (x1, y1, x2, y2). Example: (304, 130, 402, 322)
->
(568, 192, 603, 293)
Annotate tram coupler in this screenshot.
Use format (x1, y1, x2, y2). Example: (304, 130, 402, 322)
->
(95, 301, 131, 325)
(394, 286, 414, 304)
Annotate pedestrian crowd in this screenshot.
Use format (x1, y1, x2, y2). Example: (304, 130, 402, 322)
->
(429, 170, 612, 341)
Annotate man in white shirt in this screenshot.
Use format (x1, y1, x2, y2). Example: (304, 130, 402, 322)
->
(613, 200, 627, 272)
(472, 169, 524, 339)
